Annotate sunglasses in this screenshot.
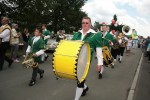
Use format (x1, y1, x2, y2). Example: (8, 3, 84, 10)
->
(82, 22, 89, 24)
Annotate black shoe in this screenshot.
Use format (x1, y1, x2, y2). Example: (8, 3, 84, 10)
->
(111, 65, 114, 69)
(119, 60, 121, 63)
(45, 55, 49, 61)
(81, 87, 89, 96)
(98, 73, 102, 79)
(29, 80, 36, 86)
(8, 60, 13, 67)
(40, 70, 44, 79)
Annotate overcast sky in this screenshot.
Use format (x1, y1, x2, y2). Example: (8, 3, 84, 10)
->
(82, 0, 150, 37)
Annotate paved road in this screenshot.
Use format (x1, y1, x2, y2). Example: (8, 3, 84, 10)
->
(134, 54, 150, 100)
(0, 49, 142, 100)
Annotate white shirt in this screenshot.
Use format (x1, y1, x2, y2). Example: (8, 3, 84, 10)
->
(11, 28, 19, 44)
(127, 39, 133, 47)
(102, 31, 108, 38)
(79, 29, 96, 40)
(0, 25, 11, 42)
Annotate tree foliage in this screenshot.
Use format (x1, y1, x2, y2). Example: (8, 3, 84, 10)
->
(0, 0, 87, 32)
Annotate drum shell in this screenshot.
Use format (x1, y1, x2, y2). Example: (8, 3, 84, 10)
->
(102, 46, 114, 66)
(52, 40, 91, 83)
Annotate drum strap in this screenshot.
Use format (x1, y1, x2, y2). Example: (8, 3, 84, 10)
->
(84, 32, 92, 39)
(78, 32, 92, 41)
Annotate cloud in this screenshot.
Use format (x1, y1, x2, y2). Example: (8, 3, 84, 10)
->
(114, 0, 150, 16)
(82, 0, 150, 37)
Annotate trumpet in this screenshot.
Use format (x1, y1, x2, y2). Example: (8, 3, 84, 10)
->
(22, 55, 38, 68)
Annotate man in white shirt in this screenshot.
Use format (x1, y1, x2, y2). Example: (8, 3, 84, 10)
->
(0, 17, 13, 71)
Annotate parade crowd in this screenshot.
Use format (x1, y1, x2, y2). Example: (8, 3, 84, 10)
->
(0, 16, 150, 100)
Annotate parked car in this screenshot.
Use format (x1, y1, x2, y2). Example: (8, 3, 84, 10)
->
(65, 34, 73, 40)
(46, 38, 58, 51)
(46, 34, 73, 51)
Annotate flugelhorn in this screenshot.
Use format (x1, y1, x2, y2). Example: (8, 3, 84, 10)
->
(22, 55, 38, 68)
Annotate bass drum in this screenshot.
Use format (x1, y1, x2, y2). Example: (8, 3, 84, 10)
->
(52, 40, 91, 83)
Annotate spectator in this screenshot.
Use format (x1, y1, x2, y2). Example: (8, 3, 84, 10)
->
(11, 23, 20, 62)
(146, 38, 150, 62)
(126, 37, 133, 56)
(144, 36, 150, 57)
(22, 28, 30, 57)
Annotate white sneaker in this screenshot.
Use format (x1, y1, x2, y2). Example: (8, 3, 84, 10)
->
(14, 59, 20, 62)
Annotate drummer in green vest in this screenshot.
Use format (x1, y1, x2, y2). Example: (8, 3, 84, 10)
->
(100, 23, 114, 48)
(41, 24, 50, 61)
(97, 23, 115, 68)
(72, 17, 103, 100)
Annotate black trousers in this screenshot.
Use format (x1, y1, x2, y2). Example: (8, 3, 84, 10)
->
(77, 80, 85, 88)
(0, 42, 12, 70)
(111, 48, 119, 59)
(32, 67, 44, 81)
(118, 47, 125, 56)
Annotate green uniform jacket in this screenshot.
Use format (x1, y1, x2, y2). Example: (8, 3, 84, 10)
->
(98, 32, 114, 47)
(42, 30, 50, 44)
(28, 37, 45, 63)
(72, 32, 103, 58)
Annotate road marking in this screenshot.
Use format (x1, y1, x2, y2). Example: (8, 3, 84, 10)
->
(127, 53, 143, 100)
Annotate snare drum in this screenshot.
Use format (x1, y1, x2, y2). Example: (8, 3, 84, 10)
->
(102, 46, 114, 67)
(52, 40, 91, 83)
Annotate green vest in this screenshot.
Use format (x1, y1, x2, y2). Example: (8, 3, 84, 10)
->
(42, 30, 50, 43)
(72, 32, 103, 58)
(99, 32, 114, 47)
(28, 37, 45, 63)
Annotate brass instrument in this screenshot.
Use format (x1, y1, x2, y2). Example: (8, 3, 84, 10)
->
(22, 55, 38, 68)
(112, 37, 120, 49)
(122, 25, 132, 35)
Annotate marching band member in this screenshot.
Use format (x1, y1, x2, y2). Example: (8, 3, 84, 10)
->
(72, 17, 103, 100)
(0, 17, 13, 71)
(41, 24, 50, 61)
(26, 27, 45, 86)
(98, 23, 114, 70)
(111, 31, 120, 68)
(118, 33, 128, 63)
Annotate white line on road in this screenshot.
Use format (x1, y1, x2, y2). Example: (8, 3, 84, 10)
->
(127, 53, 143, 100)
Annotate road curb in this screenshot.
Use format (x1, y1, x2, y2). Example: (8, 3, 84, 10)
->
(127, 53, 143, 100)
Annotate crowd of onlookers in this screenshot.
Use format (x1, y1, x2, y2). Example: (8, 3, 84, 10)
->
(142, 36, 150, 62)
(10, 24, 31, 63)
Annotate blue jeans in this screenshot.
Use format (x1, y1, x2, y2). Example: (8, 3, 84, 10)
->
(11, 44, 19, 60)
(22, 42, 28, 56)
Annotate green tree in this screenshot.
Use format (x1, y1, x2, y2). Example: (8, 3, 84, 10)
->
(0, 0, 87, 33)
